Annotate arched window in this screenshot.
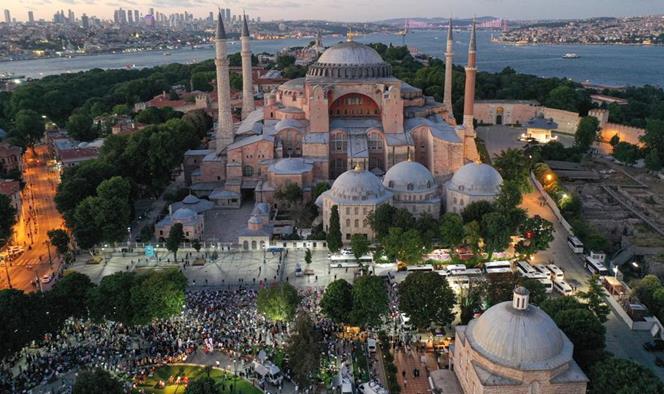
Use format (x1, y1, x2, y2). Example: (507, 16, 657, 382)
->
(345, 219, 351, 227)
(354, 219, 359, 227)
(388, 180, 395, 188)
(407, 183, 414, 191)
(427, 181, 431, 189)
(243, 165, 254, 177)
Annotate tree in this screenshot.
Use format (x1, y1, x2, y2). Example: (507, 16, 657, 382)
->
(461, 200, 495, 224)
(73, 368, 124, 394)
(368, 204, 397, 239)
(609, 134, 620, 147)
(612, 141, 641, 164)
(304, 248, 312, 267)
(578, 274, 610, 323)
(12, 109, 44, 148)
(0, 194, 17, 247)
(66, 113, 96, 141)
(350, 275, 389, 328)
(256, 283, 300, 322)
(320, 279, 353, 324)
(463, 221, 482, 254)
(48, 272, 94, 321)
(47, 229, 70, 255)
(553, 308, 606, 369)
(312, 182, 330, 201)
(589, 357, 664, 394)
(481, 212, 512, 260)
(274, 182, 303, 206)
(326, 205, 342, 253)
(398, 272, 455, 330)
(130, 269, 187, 325)
(495, 180, 523, 212)
(642, 118, 664, 158)
(72, 196, 103, 249)
(192, 239, 201, 253)
(350, 234, 370, 262)
(575, 116, 600, 151)
(166, 223, 184, 261)
(184, 376, 218, 394)
(414, 213, 439, 248)
(286, 313, 322, 390)
(492, 148, 532, 193)
(514, 215, 554, 258)
(382, 227, 425, 265)
(439, 212, 464, 247)
(87, 271, 137, 324)
(644, 148, 662, 171)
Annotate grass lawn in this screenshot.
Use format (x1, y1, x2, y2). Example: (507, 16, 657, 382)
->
(133, 364, 262, 394)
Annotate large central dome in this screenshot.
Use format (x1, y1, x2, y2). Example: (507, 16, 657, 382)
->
(307, 41, 392, 79)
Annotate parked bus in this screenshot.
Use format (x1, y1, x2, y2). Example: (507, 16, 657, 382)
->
(329, 253, 372, 268)
(515, 260, 537, 276)
(484, 261, 513, 275)
(545, 264, 565, 281)
(406, 264, 434, 272)
(585, 256, 609, 276)
(553, 280, 574, 296)
(567, 235, 584, 254)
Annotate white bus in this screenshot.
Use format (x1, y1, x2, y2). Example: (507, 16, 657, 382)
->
(545, 264, 565, 281)
(329, 253, 372, 268)
(406, 264, 434, 272)
(567, 236, 584, 254)
(553, 280, 574, 296)
(484, 261, 513, 275)
(585, 257, 609, 276)
(515, 260, 537, 276)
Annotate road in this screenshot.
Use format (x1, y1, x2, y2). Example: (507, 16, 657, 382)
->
(1, 145, 65, 292)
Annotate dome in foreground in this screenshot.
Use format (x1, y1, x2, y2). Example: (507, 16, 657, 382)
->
(182, 194, 200, 204)
(449, 162, 503, 196)
(465, 289, 573, 371)
(172, 208, 196, 221)
(383, 160, 436, 192)
(307, 41, 392, 79)
(328, 167, 391, 204)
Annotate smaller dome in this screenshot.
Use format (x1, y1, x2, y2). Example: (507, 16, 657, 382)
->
(329, 167, 391, 204)
(269, 158, 313, 175)
(248, 215, 262, 225)
(449, 163, 503, 197)
(182, 194, 200, 204)
(384, 160, 436, 192)
(172, 208, 196, 221)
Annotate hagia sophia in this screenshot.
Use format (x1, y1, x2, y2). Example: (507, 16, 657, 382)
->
(182, 13, 504, 242)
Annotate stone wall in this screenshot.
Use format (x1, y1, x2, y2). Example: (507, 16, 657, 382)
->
(599, 123, 646, 147)
(541, 107, 580, 134)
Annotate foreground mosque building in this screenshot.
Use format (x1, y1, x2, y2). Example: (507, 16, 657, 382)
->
(453, 287, 588, 393)
(186, 14, 486, 209)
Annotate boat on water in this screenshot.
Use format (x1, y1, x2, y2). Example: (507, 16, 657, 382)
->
(163, 52, 172, 56)
(562, 53, 580, 59)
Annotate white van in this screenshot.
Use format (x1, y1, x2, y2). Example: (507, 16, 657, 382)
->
(553, 280, 574, 296)
(252, 360, 283, 385)
(367, 338, 377, 353)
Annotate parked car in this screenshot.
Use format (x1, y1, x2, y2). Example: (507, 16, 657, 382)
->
(643, 339, 664, 352)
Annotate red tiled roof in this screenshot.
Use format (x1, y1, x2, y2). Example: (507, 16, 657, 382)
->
(59, 148, 98, 162)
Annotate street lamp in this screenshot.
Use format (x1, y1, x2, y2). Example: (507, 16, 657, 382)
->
(613, 266, 619, 279)
(127, 226, 131, 247)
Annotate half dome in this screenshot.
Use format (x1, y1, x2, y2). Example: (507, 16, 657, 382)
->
(383, 160, 436, 192)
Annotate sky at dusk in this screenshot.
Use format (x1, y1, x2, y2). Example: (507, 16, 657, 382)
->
(3, 0, 664, 22)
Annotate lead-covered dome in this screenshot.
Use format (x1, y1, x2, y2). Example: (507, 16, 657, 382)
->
(449, 163, 503, 196)
(465, 297, 573, 371)
(327, 167, 392, 204)
(383, 160, 436, 192)
(307, 41, 392, 79)
(269, 158, 313, 175)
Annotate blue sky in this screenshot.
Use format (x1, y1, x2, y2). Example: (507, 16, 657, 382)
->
(4, 0, 664, 22)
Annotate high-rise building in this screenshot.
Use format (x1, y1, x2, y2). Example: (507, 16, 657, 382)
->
(225, 8, 231, 21)
(68, 9, 75, 23)
(28, 11, 34, 23)
(128, 11, 133, 24)
(4, 9, 11, 24)
(81, 14, 89, 29)
(149, 8, 154, 16)
(134, 10, 139, 23)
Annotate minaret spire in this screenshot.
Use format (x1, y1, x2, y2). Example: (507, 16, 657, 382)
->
(215, 11, 233, 153)
(443, 18, 454, 114)
(240, 11, 255, 119)
(463, 18, 477, 132)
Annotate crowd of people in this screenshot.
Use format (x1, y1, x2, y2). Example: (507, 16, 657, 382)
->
(0, 288, 296, 393)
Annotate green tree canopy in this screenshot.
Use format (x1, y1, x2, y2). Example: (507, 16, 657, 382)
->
(589, 357, 664, 394)
(11, 109, 44, 148)
(48, 272, 94, 321)
(130, 269, 187, 325)
(66, 113, 96, 141)
(256, 283, 300, 322)
(461, 200, 495, 224)
(326, 205, 342, 253)
(47, 229, 70, 255)
(0, 194, 17, 247)
(350, 276, 389, 328)
(166, 223, 184, 261)
(398, 272, 455, 330)
(184, 376, 218, 394)
(320, 279, 354, 324)
(514, 215, 554, 258)
(492, 148, 532, 193)
(73, 368, 124, 394)
(382, 227, 425, 265)
(480, 212, 512, 260)
(439, 212, 464, 247)
(578, 275, 610, 323)
(350, 234, 370, 261)
(286, 313, 322, 390)
(575, 116, 600, 151)
(274, 182, 303, 205)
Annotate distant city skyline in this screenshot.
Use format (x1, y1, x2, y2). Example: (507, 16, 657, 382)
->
(2, 0, 664, 22)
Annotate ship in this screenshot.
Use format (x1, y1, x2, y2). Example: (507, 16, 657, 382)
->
(562, 53, 580, 59)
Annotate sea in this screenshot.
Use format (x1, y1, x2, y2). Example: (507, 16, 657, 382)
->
(1, 30, 663, 87)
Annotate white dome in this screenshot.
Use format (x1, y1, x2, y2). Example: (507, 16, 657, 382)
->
(328, 168, 391, 204)
(182, 194, 200, 204)
(317, 41, 385, 65)
(172, 208, 196, 221)
(465, 301, 573, 371)
(449, 163, 503, 197)
(383, 160, 436, 192)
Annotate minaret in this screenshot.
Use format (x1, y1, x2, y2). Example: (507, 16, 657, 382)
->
(463, 18, 477, 132)
(215, 11, 233, 154)
(240, 12, 255, 119)
(443, 18, 454, 114)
